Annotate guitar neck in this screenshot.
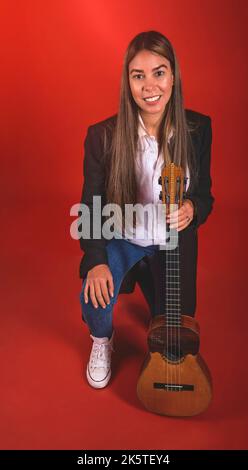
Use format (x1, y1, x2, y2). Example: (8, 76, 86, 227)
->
(165, 229, 181, 326)
(158, 163, 187, 326)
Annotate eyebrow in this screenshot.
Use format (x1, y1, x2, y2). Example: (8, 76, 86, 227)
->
(129, 64, 168, 74)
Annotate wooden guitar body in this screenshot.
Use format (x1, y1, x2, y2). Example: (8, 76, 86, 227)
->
(137, 314, 213, 416)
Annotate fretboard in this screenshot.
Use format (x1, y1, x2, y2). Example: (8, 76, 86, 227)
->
(163, 228, 181, 326)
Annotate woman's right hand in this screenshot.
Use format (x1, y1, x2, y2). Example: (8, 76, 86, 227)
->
(84, 264, 114, 309)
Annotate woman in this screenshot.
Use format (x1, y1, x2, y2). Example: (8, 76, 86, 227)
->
(78, 31, 214, 389)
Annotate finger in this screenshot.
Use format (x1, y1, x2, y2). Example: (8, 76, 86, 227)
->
(171, 218, 190, 231)
(167, 210, 186, 224)
(84, 281, 89, 303)
(100, 280, 111, 305)
(94, 281, 107, 309)
(169, 205, 179, 214)
(88, 282, 99, 309)
(170, 205, 190, 221)
(168, 206, 186, 219)
(177, 221, 188, 231)
(169, 214, 182, 228)
(169, 213, 184, 224)
(167, 209, 179, 220)
(107, 275, 114, 298)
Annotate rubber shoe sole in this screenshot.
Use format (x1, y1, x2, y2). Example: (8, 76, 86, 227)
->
(86, 364, 111, 389)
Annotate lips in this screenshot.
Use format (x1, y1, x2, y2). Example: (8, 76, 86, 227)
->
(143, 95, 161, 102)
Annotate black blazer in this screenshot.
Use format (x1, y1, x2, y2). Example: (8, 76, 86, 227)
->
(78, 109, 214, 294)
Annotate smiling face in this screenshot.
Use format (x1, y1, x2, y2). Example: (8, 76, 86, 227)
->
(128, 49, 174, 121)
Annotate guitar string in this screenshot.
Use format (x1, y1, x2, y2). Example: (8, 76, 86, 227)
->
(174, 231, 180, 390)
(166, 204, 182, 391)
(167, 212, 175, 389)
(163, 171, 184, 392)
(171, 230, 179, 390)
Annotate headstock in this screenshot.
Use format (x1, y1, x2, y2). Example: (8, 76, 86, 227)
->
(158, 163, 188, 216)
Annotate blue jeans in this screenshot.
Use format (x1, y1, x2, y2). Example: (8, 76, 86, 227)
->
(79, 238, 160, 339)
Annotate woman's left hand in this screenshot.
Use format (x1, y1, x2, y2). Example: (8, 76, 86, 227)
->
(166, 199, 194, 231)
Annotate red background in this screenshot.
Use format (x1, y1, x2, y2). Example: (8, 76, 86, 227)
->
(0, 0, 247, 450)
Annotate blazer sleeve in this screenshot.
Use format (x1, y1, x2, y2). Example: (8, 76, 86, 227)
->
(78, 125, 108, 279)
(187, 116, 214, 228)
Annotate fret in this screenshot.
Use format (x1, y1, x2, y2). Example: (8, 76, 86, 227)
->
(166, 317, 181, 319)
(164, 276, 180, 278)
(166, 313, 181, 315)
(166, 320, 181, 323)
(165, 314, 181, 316)
(165, 310, 181, 317)
(166, 298, 180, 300)
(165, 315, 181, 318)
(167, 253, 179, 258)
(166, 313, 180, 316)
(166, 318, 181, 320)
(166, 306, 181, 308)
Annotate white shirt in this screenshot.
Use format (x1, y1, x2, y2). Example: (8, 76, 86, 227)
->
(112, 113, 190, 246)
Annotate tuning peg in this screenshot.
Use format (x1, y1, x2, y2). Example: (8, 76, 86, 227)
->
(158, 176, 162, 185)
(182, 177, 188, 199)
(159, 191, 163, 200)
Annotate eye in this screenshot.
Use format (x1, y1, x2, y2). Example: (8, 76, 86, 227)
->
(155, 70, 165, 77)
(132, 74, 144, 80)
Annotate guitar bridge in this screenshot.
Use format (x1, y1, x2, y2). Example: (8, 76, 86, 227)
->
(154, 383, 194, 392)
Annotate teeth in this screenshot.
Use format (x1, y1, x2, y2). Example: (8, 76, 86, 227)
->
(144, 95, 160, 102)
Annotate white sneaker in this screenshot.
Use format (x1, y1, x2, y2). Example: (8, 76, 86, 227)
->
(86, 331, 114, 389)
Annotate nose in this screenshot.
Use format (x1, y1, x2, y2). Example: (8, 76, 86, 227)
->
(142, 76, 158, 92)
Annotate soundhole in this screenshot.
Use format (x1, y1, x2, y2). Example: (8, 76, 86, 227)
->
(163, 350, 184, 362)
(148, 327, 186, 361)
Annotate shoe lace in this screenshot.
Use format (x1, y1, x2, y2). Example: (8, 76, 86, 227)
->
(91, 342, 113, 368)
